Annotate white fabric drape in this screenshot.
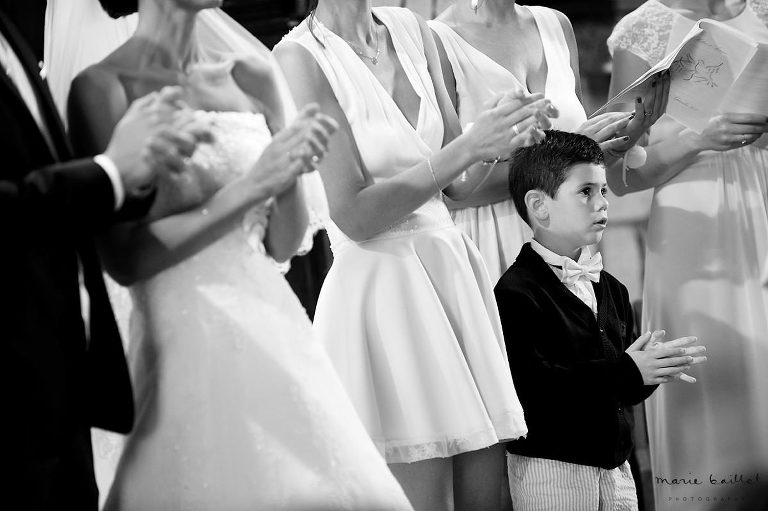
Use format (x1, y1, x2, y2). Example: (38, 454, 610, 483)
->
(44, 0, 137, 120)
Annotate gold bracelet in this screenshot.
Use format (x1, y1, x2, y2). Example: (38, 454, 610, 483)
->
(426, 158, 442, 194)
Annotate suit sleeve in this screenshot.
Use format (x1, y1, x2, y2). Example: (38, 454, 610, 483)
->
(619, 285, 658, 405)
(0, 157, 125, 235)
(494, 280, 643, 406)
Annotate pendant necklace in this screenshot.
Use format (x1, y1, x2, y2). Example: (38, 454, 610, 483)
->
(344, 26, 381, 65)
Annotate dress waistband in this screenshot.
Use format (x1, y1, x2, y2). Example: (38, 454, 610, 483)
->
(326, 195, 454, 251)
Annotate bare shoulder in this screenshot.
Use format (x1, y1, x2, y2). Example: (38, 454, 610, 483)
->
(228, 56, 284, 129)
(232, 55, 277, 92)
(69, 62, 128, 121)
(273, 35, 330, 96)
(550, 8, 577, 49)
(233, 54, 273, 75)
(71, 63, 120, 96)
(70, 41, 137, 96)
(68, 62, 129, 154)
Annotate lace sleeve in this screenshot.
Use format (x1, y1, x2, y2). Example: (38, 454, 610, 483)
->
(607, 1, 675, 66)
(298, 170, 329, 256)
(750, 0, 768, 26)
(241, 171, 330, 275)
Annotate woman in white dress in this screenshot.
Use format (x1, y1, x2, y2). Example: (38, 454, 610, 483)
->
(274, 2, 556, 509)
(65, 0, 413, 509)
(428, 0, 667, 284)
(608, 1, 768, 508)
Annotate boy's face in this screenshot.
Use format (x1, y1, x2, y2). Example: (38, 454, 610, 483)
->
(544, 163, 608, 254)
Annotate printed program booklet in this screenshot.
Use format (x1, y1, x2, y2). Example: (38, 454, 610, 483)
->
(594, 18, 768, 132)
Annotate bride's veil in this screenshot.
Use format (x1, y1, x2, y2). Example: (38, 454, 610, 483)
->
(44, 0, 137, 118)
(44, 1, 327, 502)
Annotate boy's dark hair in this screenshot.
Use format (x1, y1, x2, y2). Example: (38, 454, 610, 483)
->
(98, 0, 138, 19)
(508, 130, 604, 226)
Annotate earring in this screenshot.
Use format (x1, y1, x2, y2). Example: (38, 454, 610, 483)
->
(471, 0, 480, 14)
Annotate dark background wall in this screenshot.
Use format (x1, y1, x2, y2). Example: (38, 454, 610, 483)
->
(0, 0, 47, 59)
(3, 1, 646, 62)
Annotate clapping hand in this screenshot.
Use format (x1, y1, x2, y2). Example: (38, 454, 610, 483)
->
(626, 329, 707, 385)
(247, 103, 338, 197)
(644, 330, 707, 383)
(575, 111, 633, 151)
(105, 86, 213, 198)
(467, 89, 558, 162)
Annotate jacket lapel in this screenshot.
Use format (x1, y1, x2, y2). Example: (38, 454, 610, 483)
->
(0, 57, 23, 102)
(517, 243, 597, 325)
(0, 10, 72, 161)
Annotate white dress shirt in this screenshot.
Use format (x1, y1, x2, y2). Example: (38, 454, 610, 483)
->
(530, 239, 602, 316)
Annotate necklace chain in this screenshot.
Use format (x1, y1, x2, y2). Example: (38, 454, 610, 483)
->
(344, 27, 381, 65)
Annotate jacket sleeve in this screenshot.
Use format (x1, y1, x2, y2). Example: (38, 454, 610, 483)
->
(619, 286, 658, 405)
(0, 158, 123, 235)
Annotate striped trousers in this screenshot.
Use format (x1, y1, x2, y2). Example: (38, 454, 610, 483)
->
(507, 453, 639, 511)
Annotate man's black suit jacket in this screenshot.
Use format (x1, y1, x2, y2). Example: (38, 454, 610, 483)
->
(494, 243, 657, 470)
(0, 10, 146, 510)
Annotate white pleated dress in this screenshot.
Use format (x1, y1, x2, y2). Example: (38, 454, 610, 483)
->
(430, 6, 588, 284)
(278, 6, 527, 464)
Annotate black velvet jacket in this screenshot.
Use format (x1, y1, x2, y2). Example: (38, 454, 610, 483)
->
(494, 243, 656, 470)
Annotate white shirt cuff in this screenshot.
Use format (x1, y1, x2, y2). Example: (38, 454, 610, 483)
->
(93, 154, 124, 211)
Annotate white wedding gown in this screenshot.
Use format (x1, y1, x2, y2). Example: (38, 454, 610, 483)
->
(102, 110, 411, 511)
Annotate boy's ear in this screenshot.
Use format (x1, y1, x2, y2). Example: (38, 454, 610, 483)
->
(524, 189, 548, 224)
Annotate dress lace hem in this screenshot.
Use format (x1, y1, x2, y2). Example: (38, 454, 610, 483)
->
(379, 412, 528, 464)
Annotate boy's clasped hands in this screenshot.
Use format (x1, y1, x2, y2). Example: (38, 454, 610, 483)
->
(626, 330, 707, 385)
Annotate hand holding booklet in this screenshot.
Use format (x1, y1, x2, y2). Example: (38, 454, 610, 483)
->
(594, 18, 768, 132)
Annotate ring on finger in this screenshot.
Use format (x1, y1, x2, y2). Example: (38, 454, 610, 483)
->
(512, 123, 520, 136)
(741, 134, 749, 146)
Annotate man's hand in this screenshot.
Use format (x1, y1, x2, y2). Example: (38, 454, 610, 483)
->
(104, 86, 213, 198)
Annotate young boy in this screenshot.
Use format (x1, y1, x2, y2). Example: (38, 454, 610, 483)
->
(495, 130, 707, 510)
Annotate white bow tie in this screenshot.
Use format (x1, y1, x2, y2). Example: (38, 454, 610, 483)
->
(560, 253, 603, 288)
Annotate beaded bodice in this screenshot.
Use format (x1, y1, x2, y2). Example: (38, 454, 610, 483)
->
(150, 110, 273, 252)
